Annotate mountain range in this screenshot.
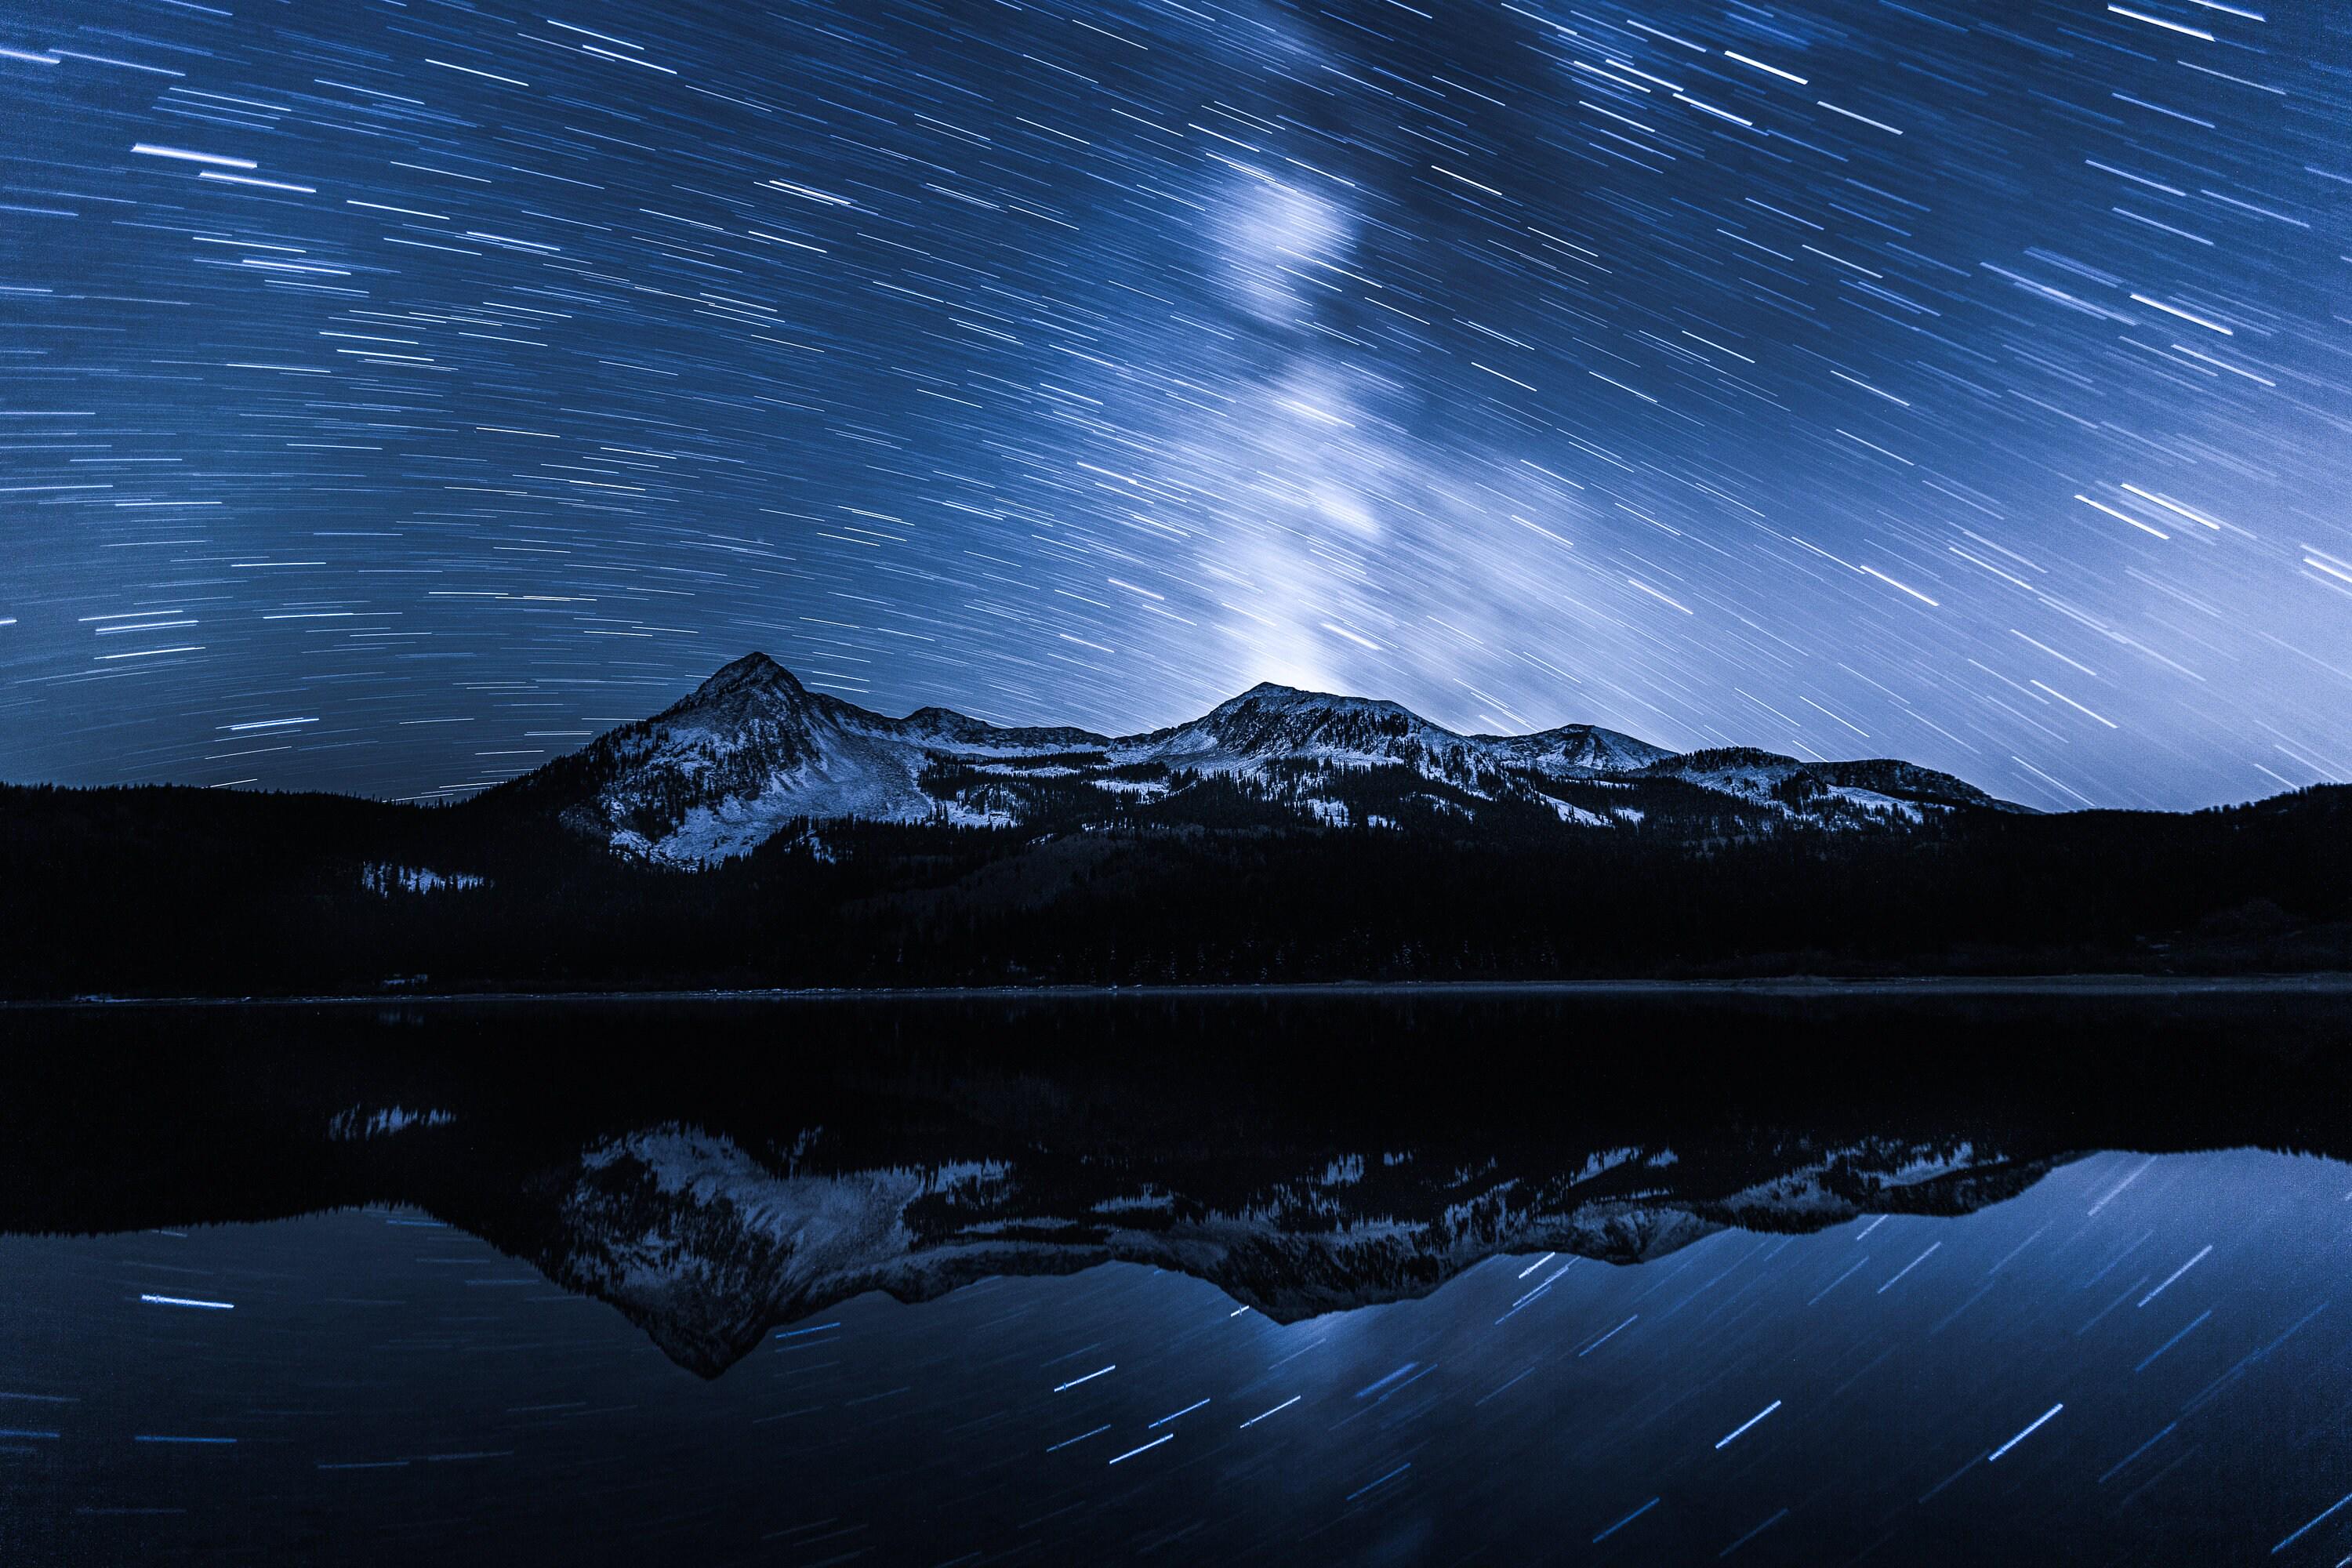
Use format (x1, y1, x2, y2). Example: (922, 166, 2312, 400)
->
(5, 651, 2347, 996)
(486, 652, 2023, 866)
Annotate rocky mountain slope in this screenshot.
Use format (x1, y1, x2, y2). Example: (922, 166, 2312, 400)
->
(482, 652, 2024, 866)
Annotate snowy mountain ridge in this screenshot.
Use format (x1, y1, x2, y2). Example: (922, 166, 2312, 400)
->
(535, 1120, 2046, 1378)
(485, 652, 2022, 866)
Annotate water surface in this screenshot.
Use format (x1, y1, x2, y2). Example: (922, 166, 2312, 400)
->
(3, 990, 2347, 1564)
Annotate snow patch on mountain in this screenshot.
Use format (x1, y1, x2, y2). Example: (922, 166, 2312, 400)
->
(1544, 797, 1612, 828)
(328, 1105, 456, 1141)
(361, 863, 486, 895)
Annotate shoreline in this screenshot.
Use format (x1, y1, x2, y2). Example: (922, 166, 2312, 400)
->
(10, 971, 2352, 1010)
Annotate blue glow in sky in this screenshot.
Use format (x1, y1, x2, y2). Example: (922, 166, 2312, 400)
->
(2, 0, 2347, 807)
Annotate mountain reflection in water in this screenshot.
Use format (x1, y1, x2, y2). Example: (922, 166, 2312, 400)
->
(2, 988, 2348, 1565)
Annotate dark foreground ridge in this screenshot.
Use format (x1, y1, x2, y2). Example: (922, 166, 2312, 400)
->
(5, 991, 2350, 1377)
(2, 652, 2348, 997)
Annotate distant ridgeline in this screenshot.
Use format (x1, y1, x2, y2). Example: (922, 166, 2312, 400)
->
(477, 652, 2026, 866)
(2, 653, 2347, 995)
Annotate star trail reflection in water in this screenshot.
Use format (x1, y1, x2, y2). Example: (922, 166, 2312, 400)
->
(2, 991, 2350, 1563)
(2, 1149, 2348, 1565)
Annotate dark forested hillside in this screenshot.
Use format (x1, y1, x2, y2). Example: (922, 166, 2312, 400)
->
(2, 779, 2347, 998)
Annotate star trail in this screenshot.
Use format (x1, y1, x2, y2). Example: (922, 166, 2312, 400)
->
(2, 0, 2346, 808)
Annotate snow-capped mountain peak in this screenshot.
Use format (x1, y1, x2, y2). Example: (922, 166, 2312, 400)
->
(477, 653, 2024, 866)
(1123, 683, 1480, 777)
(1479, 722, 1675, 778)
(696, 649, 800, 697)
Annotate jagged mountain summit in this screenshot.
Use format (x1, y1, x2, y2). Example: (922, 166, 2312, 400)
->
(483, 652, 2024, 867)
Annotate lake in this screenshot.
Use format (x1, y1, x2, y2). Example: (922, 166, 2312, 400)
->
(3, 986, 2349, 1564)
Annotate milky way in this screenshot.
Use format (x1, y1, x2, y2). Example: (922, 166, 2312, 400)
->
(2, 0, 2347, 808)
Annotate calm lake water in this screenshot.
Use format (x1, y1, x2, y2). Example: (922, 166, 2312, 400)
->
(3, 989, 2350, 1565)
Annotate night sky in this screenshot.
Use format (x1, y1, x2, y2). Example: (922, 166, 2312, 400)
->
(2, 0, 2347, 809)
